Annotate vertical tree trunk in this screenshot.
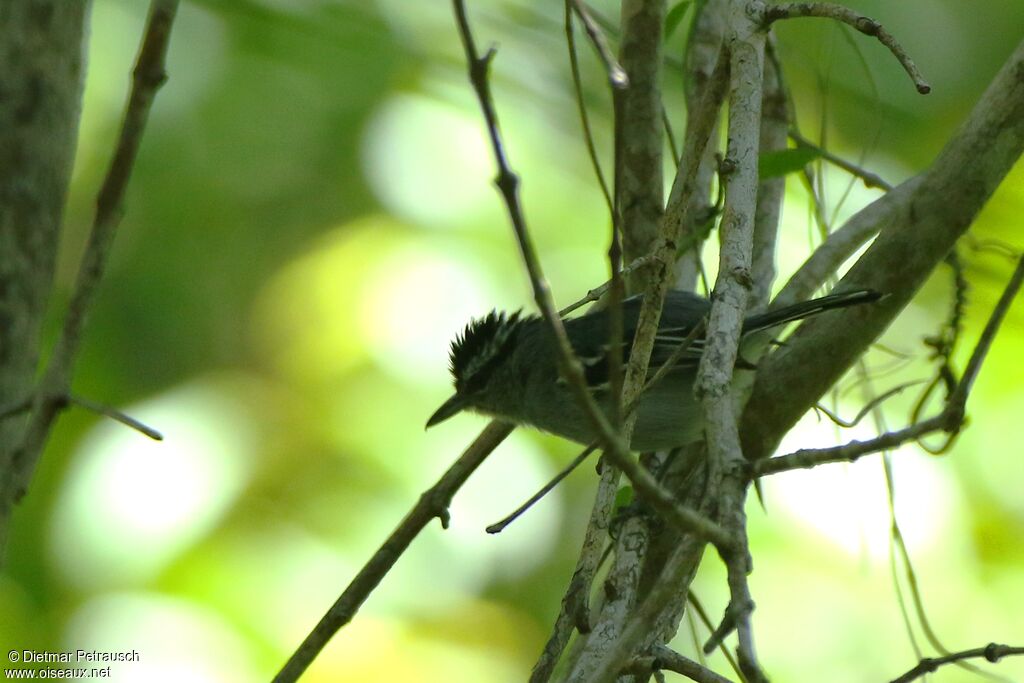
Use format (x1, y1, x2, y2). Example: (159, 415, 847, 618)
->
(0, 1, 89, 541)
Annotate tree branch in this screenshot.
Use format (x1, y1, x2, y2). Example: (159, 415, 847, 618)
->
(273, 420, 514, 683)
(528, 458, 620, 683)
(749, 39, 788, 308)
(675, 0, 728, 292)
(0, 1, 89, 552)
(630, 644, 734, 683)
(754, 221, 1024, 480)
(0, 393, 163, 442)
(742, 38, 1024, 462)
(565, 1, 616, 217)
(563, 1, 669, 678)
(763, 2, 930, 94)
(0, 0, 180, 549)
(616, 0, 667, 276)
(571, 0, 629, 89)
(691, 3, 767, 679)
(889, 643, 1024, 683)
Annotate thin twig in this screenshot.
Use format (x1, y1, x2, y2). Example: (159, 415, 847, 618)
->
(450, 1, 620, 454)
(964, 235, 1023, 260)
(602, 15, 630, 650)
(558, 255, 657, 316)
(662, 106, 680, 164)
(889, 643, 1024, 683)
(0, 0, 180, 520)
(909, 250, 968, 455)
(564, 1, 614, 217)
(627, 645, 734, 683)
(67, 394, 163, 441)
(452, 0, 732, 553)
(789, 130, 893, 191)
(889, 521, 925, 665)
(272, 421, 514, 683)
(752, 414, 944, 477)
(0, 394, 162, 441)
(948, 254, 1024, 413)
(570, 0, 629, 88)
(486, 443, 598, 534)
(887, 485, 1011, 683)
(764, 2, 931, 94)
(813, 380, 924, 429)
(575, 2, 690, 74)
(688, 590, 746, 681)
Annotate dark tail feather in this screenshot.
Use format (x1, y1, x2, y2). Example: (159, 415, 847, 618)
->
(743, 289, 883, 334)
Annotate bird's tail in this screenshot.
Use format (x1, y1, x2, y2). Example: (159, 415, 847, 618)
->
(744, 289, 883, 334)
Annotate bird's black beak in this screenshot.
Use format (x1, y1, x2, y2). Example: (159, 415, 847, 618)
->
(426, 393, 469, 429)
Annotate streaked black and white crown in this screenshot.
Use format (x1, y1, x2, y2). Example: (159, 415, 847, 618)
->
(448, 310, 524, 390)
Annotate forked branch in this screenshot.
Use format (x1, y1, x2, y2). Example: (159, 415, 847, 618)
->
(754, 253, 1024, 478)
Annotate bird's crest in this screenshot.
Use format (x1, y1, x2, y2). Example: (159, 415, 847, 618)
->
(448, 310, 523, 391)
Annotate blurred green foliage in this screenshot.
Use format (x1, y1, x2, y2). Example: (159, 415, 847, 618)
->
(2, 1, 1023, 681)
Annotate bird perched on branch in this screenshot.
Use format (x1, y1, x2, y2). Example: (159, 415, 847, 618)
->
(427, 289, 882, 451)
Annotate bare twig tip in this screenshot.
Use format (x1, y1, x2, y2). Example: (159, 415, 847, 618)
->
(68, 394, 164, 441)
(765, 3, 929, 95)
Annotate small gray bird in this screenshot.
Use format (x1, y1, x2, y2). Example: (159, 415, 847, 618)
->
(427, 289, 881, 451)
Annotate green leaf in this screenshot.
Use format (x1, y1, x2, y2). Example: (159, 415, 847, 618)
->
(758, 147, 822, 179)
(614, 486, 634, 511)
(664, 1, 695, 40)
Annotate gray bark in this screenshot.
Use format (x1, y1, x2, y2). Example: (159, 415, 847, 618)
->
(0, 2, 89, 540)
(742, 37, 1024, 461)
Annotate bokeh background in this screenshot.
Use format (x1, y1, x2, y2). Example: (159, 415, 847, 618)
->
(2, 1, 1023, 681)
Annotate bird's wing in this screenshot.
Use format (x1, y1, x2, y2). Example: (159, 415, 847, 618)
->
(564, 291, 710, 390)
